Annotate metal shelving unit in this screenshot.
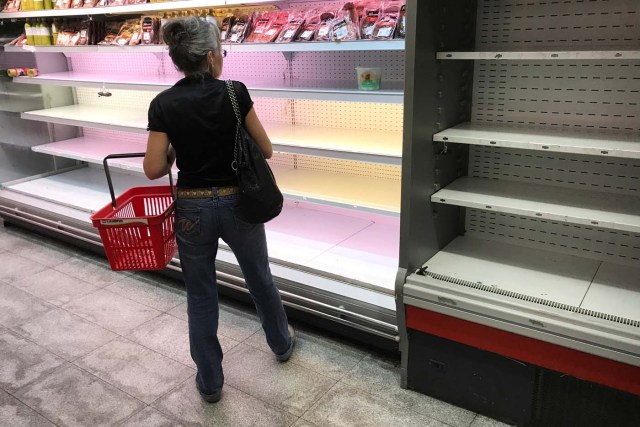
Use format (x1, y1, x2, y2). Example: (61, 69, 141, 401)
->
(0, 0, 406, 345)
(397, 0, 640, 424)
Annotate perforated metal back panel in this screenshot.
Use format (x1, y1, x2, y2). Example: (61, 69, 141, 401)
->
(476, 0, 640, 50)
(467, 0, 640, 264)
(466, 208, 640, 266)
(469, 145, 640, 196)
(472, 61, 640, 131)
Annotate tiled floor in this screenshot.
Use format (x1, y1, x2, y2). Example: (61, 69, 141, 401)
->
(0, 221, 511, 427)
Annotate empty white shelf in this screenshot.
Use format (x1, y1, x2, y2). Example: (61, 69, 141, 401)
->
(0, 167, 399, 291)
(22, 106, 402, 164)
(433, 177, 640, 233)
(5, 40, 404, 54)
(403, 235, 640, 365)
(22, 105, 148, 134)
(14, 73, 404, 104)
(33, 137, 400, 214)
(582, 263, 640, 322)
(435, 122, 640, 159)
(437, 51, 640, 60)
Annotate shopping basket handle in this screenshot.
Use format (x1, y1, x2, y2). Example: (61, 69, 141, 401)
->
(103, 153, 175, 209)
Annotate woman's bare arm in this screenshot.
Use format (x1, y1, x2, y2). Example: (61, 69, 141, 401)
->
(244, 107, 273, 159)
(144, 131, 175, 180)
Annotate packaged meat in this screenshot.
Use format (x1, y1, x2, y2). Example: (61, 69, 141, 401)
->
(245, 10, 273, 43)
(70, 0, 82, 8)
(77, 19, 91, 45)
(330, 2, 360, 41)
(98, 20, 122, 45)
(295, 9, 322, 42)
(314, 10, 337, 41)
(397, 4, 406, 38)
(260, 11, 288, 43)
(372, 3, 400, 40)
(360, 1, 383, 39)
(114, 19, 141, 46)
(219, 14, 236, 41)
(54, 0, 71, 9)
(82, 0, 97, 6)
(227, 13, 251, 43)
(140, 16, 155, 45)
(275, 10, 306, 43)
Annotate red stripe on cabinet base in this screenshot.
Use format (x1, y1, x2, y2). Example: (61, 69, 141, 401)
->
(405, 305, 640, 396)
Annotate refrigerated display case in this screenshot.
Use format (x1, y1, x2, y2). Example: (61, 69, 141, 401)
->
(0, 1, 405, 346)
(397, 0, 640, 425)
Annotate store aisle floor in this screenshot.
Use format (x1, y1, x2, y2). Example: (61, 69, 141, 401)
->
(0, 221, 511, 427)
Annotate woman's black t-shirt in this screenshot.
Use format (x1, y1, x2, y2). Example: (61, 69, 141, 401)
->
(147, 73, 253, 188)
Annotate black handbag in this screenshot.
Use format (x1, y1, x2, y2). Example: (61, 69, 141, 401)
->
(225, 80, 283, 224)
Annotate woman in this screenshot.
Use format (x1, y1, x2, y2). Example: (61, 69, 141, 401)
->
(143, 17, 295, 403)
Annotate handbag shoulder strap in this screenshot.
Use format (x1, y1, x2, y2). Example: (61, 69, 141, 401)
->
(225, 79, 243, 172)
(225, 80, 242, 125)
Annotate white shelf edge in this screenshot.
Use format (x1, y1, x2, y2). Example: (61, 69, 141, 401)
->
(31, 137, 401, 215)
(432, 177, 640, 234)
(437, 50, 640, 60)
(13, 74, 404, 104)
(4, 39, 404, 54)
(21, 107, 402, 164)
(434, 122, 640, 159)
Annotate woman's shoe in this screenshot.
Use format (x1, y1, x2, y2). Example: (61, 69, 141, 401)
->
(195, 376, 222, 403)
(276, 325, 296, 362)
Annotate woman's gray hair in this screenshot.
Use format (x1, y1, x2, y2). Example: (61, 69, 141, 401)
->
(163, 17, 221, 74)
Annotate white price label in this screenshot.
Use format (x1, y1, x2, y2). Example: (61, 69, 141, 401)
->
(283, 29, 296, 38)
(318, 27, 329, 37)
(301, 30, 313, 39)
(376, 26, 393, 38)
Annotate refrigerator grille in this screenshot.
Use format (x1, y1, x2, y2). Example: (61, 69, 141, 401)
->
(420, 269, 640, 328)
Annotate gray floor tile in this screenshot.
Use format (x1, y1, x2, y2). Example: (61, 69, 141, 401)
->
(127, 314, 194, 367)
(12, 309, 118, 361)
(303, 382, 448, 427)
(0, 252, 48, 284)
(118, 406, 184, 427)
(63, 289, 161, 335)
(152, 378, 298, 427)
(6, 236, 78, 268)
(218, 305, 262, 341)
(223, 343, 336, 416)
(168, 301, 262, 342)
(0, 330, 64, 393)
(105, 275, 186, 312)
(292, 419, 319, 427)
(54, 253, 131, 289)
(245, 327, 366, 380)
(12, 269, 99, 307)
(470, 415, 514, 427)
(126, 313, 240, 369)
(167, 302, 188, 321)
(0, 389, 55, 426)
(14, 364, 143, 427)
(342, 355, 476, 427)
(74, 337, 194, 404)
(0, 282, 53, 329)
(0, 226, 30, 251)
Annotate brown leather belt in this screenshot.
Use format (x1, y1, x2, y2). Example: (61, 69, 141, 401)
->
(176, 186, 240, 199)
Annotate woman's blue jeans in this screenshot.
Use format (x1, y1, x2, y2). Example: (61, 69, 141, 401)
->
(175, 193, 290, 394)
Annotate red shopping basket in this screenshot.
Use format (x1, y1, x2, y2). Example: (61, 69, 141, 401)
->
(90, 153, 177, 271)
